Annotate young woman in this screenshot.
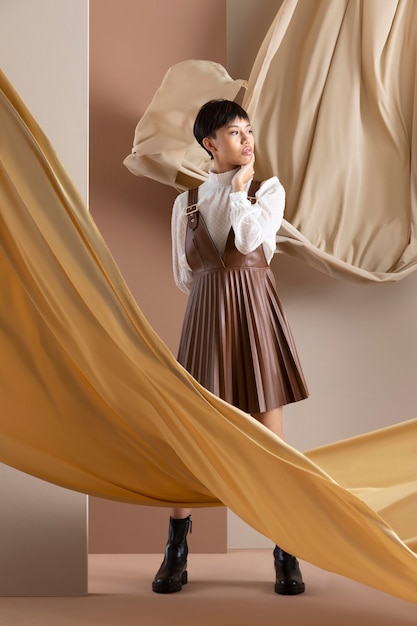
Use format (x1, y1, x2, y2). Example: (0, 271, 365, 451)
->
(152, 100, 309, 596)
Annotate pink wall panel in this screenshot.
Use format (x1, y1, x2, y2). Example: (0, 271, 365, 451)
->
(89, 0, 227, 553)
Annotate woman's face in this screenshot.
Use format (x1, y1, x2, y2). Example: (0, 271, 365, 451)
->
(203, 116, 254, 173)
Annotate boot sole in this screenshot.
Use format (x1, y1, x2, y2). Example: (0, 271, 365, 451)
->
(275, 581, 305, 595)
(152, 571, 188, 594)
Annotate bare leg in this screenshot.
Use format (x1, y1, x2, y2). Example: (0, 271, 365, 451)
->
(172, 507, 192, 518)
(252, 406, 284, 439)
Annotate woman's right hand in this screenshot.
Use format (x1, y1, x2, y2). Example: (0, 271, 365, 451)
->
(232, 154, 255, 192)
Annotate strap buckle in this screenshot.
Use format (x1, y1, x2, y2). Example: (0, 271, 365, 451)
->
(186, 204, 198, 216)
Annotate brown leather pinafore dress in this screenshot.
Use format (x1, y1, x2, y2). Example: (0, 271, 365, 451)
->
(177, 182, 308, 415)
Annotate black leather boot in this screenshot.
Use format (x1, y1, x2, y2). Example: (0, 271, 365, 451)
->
(152, 515, 192, 594)
(273, 545, 305, 595)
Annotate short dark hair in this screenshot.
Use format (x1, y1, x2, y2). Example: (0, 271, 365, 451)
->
(193, 99, 250, 158)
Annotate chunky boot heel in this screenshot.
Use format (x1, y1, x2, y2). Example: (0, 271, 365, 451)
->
(273, 545, 305, 595)
(152, 515, 192, 594)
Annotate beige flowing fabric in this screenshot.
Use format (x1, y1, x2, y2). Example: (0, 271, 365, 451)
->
(1, 70, 417, 604)
(124, 0, 417, 283)
(124, 59, 246, 190)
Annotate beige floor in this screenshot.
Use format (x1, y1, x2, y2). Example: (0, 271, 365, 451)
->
(0, 551, 415, 626)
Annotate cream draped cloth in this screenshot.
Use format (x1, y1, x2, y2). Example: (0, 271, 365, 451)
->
(124, 0, 417, 283)
(1, 69, 417, 604)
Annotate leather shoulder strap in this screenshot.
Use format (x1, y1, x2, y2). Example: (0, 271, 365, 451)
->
(186, 187, 199, 230)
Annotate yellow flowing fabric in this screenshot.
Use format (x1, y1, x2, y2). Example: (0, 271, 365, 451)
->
(124, 0, 417, 283)
(1, 70, 417, 604)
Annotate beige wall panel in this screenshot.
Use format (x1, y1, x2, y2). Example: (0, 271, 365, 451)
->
(0, 0, 88, 594)
(227, 0, 283, 80)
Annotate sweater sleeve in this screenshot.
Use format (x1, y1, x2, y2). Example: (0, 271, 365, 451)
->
(171, 192, 193, 294)
(229, 176, 285, 262)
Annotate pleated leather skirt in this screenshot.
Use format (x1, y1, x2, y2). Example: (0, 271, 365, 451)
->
(177, 212, 308, 415)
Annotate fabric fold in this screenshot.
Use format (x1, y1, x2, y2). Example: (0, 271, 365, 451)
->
(1, 68, 417, 603)
(123, 60, 247, 191)
(124, 0, 417, 283)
